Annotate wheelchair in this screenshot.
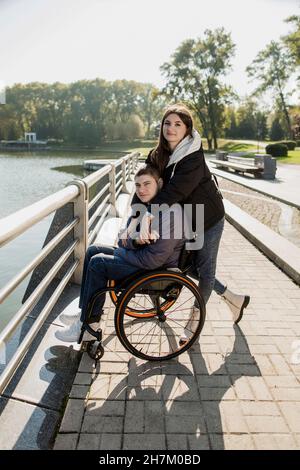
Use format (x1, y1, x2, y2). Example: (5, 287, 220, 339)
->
(78, 249, 206, 362)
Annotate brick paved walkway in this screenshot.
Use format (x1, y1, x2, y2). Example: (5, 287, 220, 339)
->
(54, 221, 300, 450)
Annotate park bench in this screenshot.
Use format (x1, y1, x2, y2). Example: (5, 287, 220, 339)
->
(210, 151, 277, 180)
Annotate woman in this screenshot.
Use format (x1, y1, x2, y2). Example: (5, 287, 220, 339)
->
(132, 103, 249, 325)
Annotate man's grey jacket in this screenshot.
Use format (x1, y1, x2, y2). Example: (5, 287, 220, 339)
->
(115, 203, 185, 270)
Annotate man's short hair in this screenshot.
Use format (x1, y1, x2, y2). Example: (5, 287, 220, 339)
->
(135, 165, 161, 181)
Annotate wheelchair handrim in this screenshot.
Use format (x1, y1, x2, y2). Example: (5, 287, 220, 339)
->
(109, 279, 176, 318)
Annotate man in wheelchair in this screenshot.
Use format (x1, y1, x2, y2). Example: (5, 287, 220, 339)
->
(56, 165, 188, 342)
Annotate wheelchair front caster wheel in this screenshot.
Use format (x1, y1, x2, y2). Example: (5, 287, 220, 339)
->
(87, 341, 104, 360)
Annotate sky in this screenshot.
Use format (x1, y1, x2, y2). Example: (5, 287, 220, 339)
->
(0, 0, 299, 104)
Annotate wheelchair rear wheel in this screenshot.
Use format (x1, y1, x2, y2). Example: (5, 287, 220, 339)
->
(115, 271, 205, 361)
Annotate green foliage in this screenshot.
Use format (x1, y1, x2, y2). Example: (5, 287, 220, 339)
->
(235, 99, 257, 139)
(265, 143, 288, 157)
(256, 111, 268, 140)
(270, 117, 285, 140)
(292, 113, 300, 141)
(282, 15, 300, 67)
(246, 40, 294, 138)
(0, 80, 163, 145)
(277, 140, 296, 150)
(246, 40, 294, 95)
(224, 100, 269, 140)
(160, 27, 236, 149)
(224, 109, 238, 139)
(106, 115, 145, 141)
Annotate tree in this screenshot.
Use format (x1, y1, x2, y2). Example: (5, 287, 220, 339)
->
(235, 99, 257, 139)
(136, 84, 167, 139)
(65, 79, 112, 144)
(108, 79, 142, 123)
(255, 111, 268, 141)
(160, 28, 236, 149)
(125, 114, 145, 140)
(0, 78, 166, 145)
(282, 15, 300, 68)
(290, 106, 300, 140)
(292, 114, 300, 140)
(270, 117, 285, 141)
(224, 108, 238, 139)
(106, 114, 145, 141)
(246, 40, 294, 138)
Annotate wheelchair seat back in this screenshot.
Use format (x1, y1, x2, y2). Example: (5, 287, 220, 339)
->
(178, 248, 194, 273)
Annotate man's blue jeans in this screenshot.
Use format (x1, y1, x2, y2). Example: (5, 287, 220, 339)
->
(79, 245, 140, 322)
(193, 217, 226, 305)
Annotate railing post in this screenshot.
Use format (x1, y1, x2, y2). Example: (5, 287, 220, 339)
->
(109, 164, 119, 217)
(135, 152, 140, 169)
(68, 180, 88, 285)
(126, 156, 132, 181)
(133, 153, 136, 171)
(121, 160, 130, 193)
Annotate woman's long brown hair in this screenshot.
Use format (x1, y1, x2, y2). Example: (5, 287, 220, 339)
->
(148, 103, 194, 175)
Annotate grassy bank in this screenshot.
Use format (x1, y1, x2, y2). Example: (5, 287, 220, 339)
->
(216, 140, 258, 152)
(48, 140, 156, 156)
(48, 138, 300, 164)
(276, 150, 300, 165)
(215, 140, 300, 164)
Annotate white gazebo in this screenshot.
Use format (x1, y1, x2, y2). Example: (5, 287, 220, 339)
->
(24, 132, 37, 142)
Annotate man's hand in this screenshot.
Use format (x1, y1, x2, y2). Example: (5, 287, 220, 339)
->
(118, 228, 130, 247)
(121, 237, 128, 247)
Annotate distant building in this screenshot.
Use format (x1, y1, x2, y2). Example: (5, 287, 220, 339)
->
(25, 132, 37, 142)
(0, 132, 48, 149)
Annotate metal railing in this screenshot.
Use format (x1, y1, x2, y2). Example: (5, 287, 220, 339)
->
(0, 151, 139, 393)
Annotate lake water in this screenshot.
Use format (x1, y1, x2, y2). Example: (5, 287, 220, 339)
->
(0, 150, 124, 331)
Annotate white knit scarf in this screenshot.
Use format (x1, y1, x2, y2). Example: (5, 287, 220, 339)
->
(166, 128, 202, 178)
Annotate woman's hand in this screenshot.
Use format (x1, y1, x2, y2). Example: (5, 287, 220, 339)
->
(139, 212, 155, 244)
